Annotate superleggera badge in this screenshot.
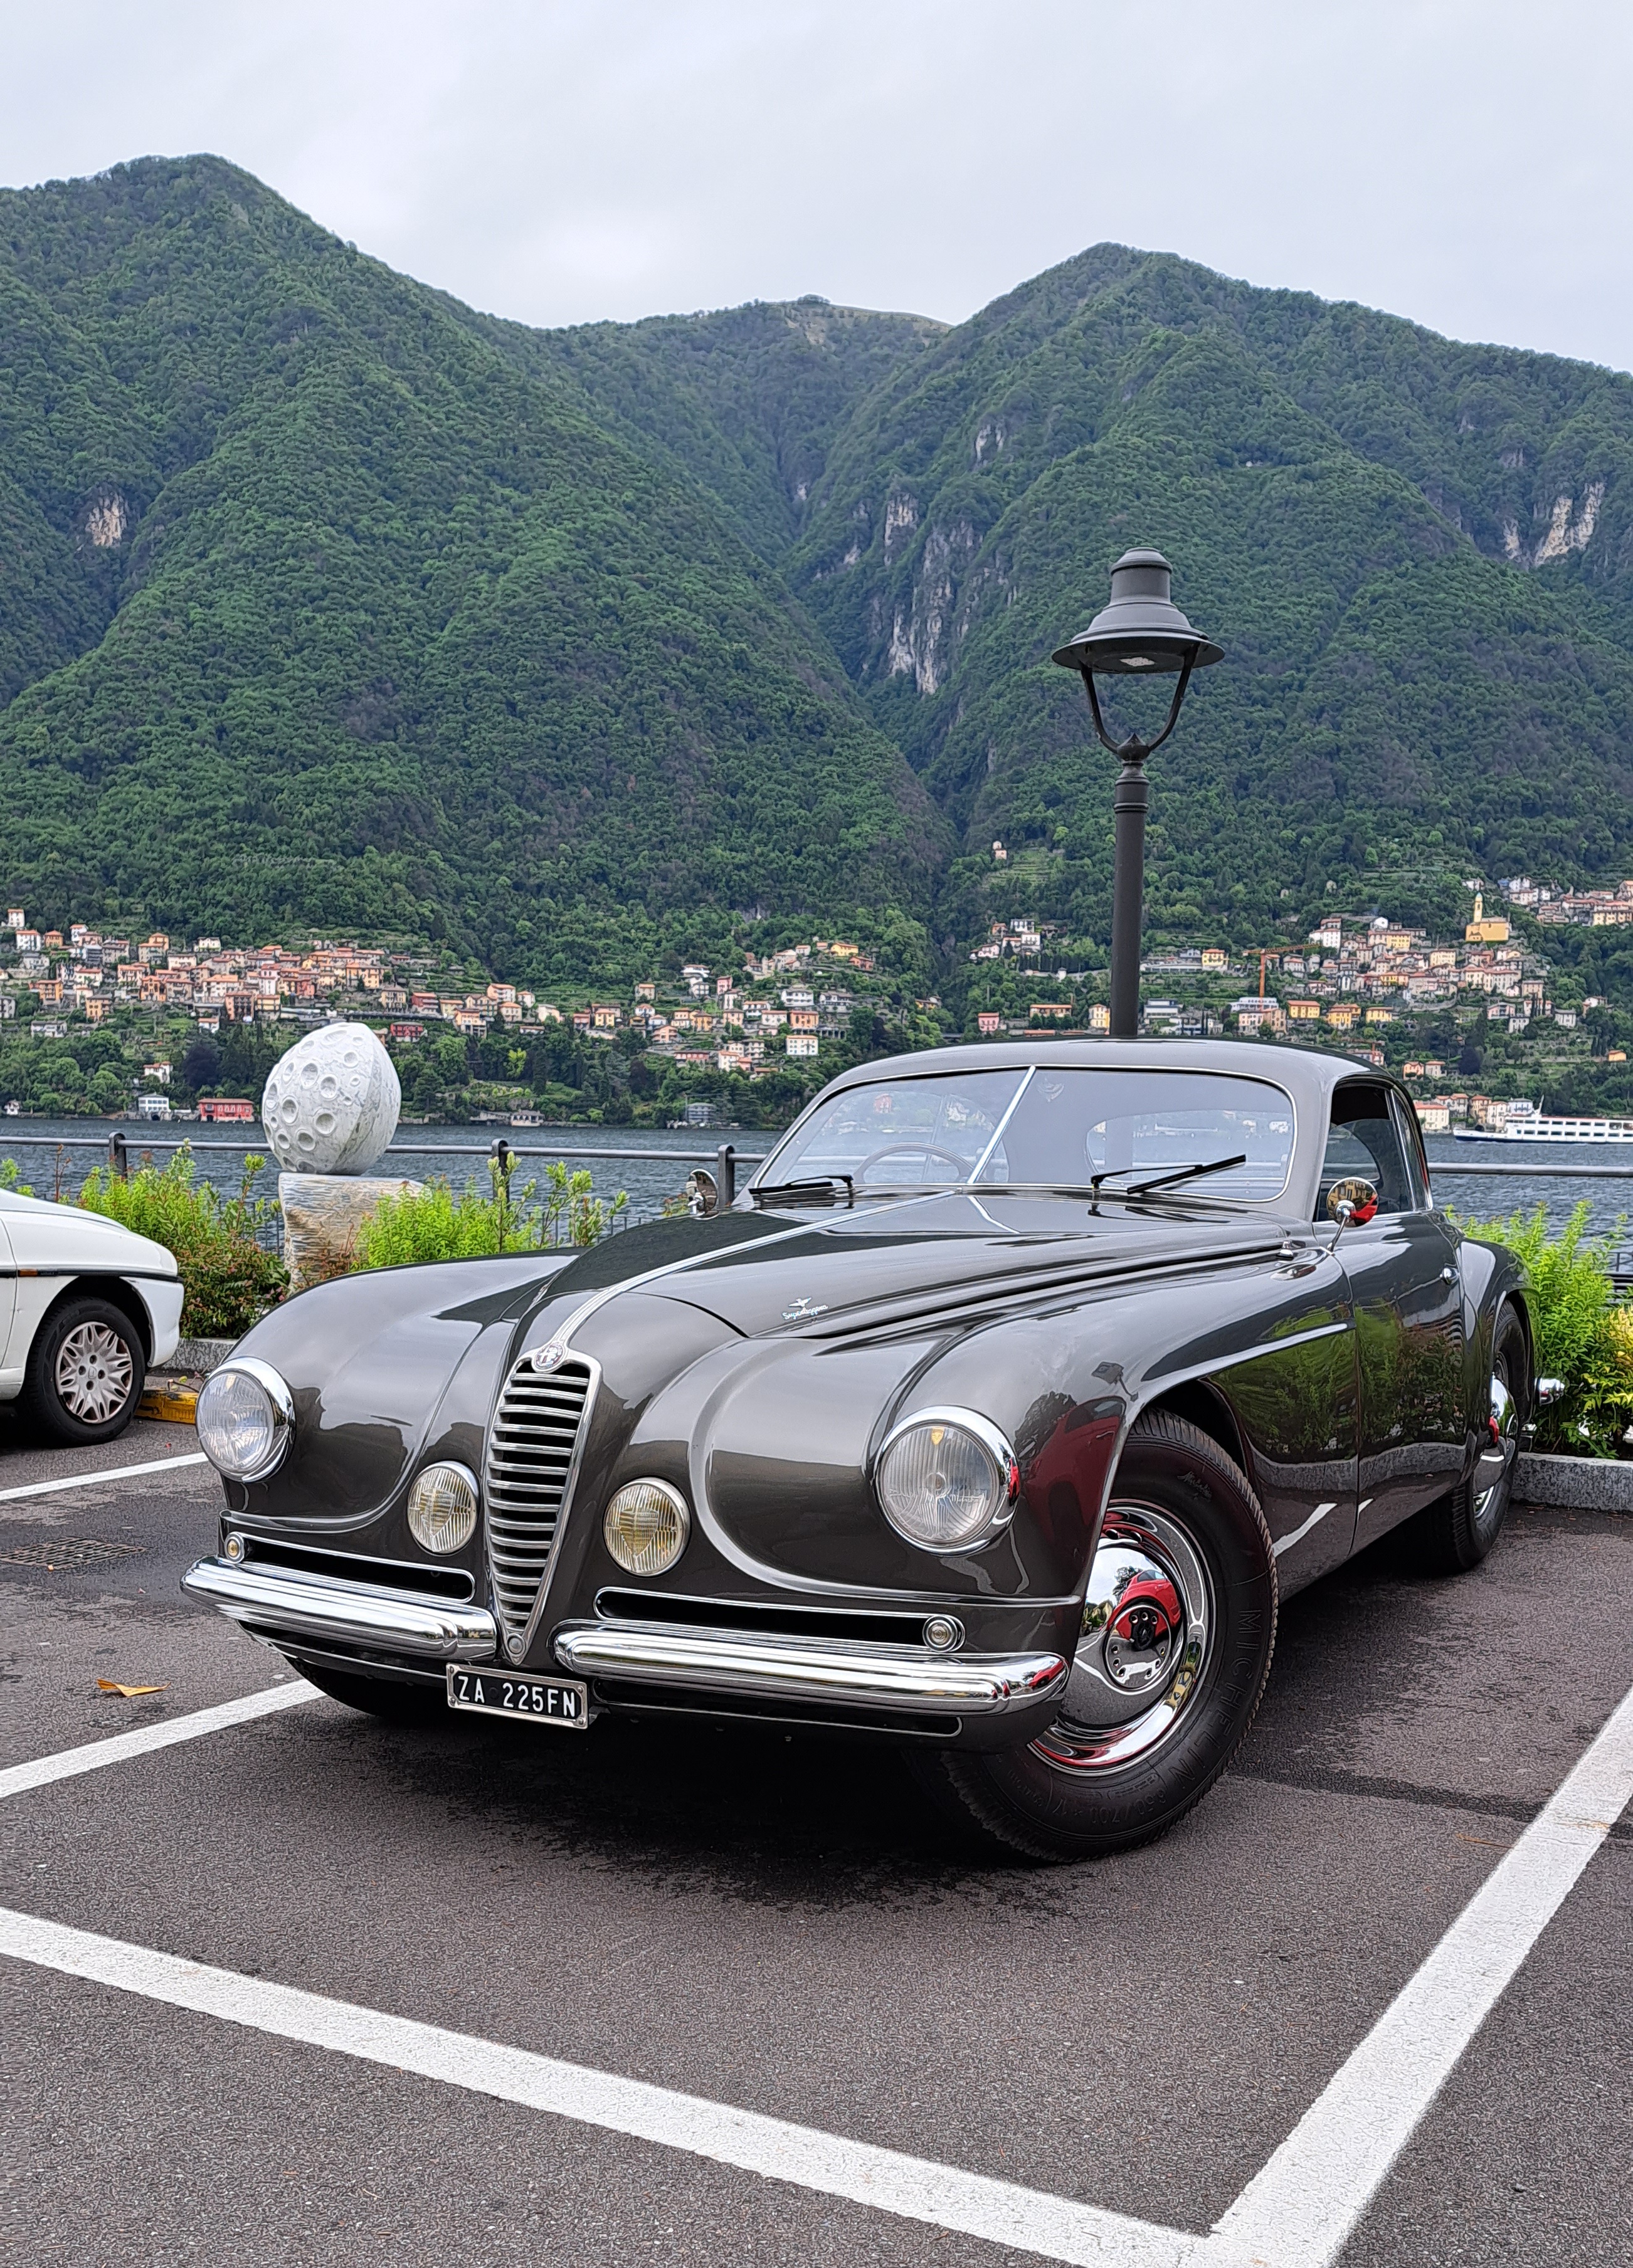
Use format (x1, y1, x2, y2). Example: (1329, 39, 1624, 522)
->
(781, 1297, 828, 1322)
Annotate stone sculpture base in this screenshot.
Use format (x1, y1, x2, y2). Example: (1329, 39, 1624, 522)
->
(279, 1173, 423, 1293)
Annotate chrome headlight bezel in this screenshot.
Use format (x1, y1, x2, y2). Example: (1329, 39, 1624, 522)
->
(195, 1357, 295, 1484)
(874, 1405, 1020, 1553)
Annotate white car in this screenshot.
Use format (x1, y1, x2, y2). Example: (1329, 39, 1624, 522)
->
(0, 1189, 183, 1444)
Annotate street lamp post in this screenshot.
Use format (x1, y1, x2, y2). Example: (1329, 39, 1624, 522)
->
(1051, 550, 1223, 1039)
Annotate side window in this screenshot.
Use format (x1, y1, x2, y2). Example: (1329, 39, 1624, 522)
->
(1391, 1093, 1432, 1210)
(1317, 1086, 1416, 1218)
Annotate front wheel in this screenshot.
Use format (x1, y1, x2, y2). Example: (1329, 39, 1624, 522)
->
(19, 1295, 146, 1445)
(916, 1410, 1277, 1861)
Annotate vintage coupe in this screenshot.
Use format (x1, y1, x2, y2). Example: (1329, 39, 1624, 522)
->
(184, 1042, 1535, 1859)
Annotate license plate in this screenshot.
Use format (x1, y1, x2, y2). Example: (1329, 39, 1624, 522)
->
(445, 1665, 589, 1729)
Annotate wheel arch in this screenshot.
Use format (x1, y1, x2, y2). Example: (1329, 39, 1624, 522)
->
(1138, 1378, 1249, 1479)
(34, 1275, 154, 1364)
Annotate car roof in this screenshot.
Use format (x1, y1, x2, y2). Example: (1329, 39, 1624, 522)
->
(816, 1036, 1402, 1117)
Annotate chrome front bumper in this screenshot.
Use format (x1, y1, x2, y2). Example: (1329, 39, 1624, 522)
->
(553, 1620, 1068, 1716)
(182, 1556, 497, 1661)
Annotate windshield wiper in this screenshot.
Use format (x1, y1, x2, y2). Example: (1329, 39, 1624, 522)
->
(1090, 1152, 1247, 1200)
(751, 1174, 855, 1210)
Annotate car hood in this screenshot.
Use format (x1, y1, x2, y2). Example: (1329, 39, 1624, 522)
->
(537, 1189, 1306, 1346)
(0, 1187, 178, 1277)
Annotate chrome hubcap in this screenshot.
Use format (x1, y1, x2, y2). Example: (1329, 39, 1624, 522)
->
(1031, 1503, 1213, 1774)
(1474, 1367, 1518, 1524)
(55, 1322, 134, 1424)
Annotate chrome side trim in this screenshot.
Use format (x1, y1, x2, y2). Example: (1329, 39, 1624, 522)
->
(552, 1619, 1066, 1715)
(182, 1556, 497, 1660)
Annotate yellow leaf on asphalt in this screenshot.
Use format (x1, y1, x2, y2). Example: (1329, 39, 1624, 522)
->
(95, 1679, 169, 1697)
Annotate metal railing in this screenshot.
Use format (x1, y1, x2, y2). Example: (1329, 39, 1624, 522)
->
(1425, 1161, 1633, 1178)
(2, 1132, 1629, 1181)
(0, 1132, 769, 1206)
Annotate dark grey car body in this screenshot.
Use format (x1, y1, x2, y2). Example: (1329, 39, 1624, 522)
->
(185, 1042, 1524, 1751)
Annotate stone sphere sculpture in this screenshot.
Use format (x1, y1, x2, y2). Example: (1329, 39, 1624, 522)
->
(260, 1022, 401, 1176)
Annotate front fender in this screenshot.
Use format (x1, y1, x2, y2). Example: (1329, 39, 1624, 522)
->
(223, 1253, 576, 1532)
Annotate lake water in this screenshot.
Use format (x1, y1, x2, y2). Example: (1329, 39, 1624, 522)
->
(0, 1118, 775, 1240)
(1422, 1135, 1633, 1240)
(3, 1117, 1628, 1245)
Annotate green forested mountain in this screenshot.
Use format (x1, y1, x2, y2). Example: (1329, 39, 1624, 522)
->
(0, 157, 943, 984)
(3, 162, 1633, 988)
(468, 294, 945, 563)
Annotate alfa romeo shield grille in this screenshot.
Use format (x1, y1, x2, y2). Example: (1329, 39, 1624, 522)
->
(483, 1352, 595, 1649)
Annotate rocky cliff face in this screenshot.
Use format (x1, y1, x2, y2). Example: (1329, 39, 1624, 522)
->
(776, 247, 1633, 939)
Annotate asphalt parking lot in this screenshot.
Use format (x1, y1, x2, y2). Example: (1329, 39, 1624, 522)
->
(1, 1425, 1630, 2268)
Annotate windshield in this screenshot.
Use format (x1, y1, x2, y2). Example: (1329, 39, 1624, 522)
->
(759, 1067, 1296, 1201)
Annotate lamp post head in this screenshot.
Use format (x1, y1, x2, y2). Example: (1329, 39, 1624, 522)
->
(1052, 549, 1222, 1045)
(1050, 549, 1223, 677)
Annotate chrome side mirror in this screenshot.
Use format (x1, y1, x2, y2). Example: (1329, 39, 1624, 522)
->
(1326, 1177, 1378, 1237)
(687, 1168, 721, 1218)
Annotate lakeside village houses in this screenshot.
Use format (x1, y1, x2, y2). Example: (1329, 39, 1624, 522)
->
(5, 873, 1629, 1125)
(0, 915, 875, 1107)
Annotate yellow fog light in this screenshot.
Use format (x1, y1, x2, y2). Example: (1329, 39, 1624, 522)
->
(407, 1462, 478, 1554)
(603, 1479, 690, 1576)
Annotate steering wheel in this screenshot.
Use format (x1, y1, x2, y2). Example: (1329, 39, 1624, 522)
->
(855, 1142, 972, 1182)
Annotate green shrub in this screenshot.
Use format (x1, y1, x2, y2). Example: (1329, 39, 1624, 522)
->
(354, 1159, 628, 1272)
(77, 1149, 288, 1341)
(0, 1159, 34, 1196)
(1454, 1201, 1632, 1453)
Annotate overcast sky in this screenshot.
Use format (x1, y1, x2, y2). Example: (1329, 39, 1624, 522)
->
(4, 1, 1629, 372)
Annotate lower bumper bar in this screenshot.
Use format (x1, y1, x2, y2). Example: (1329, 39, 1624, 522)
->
(553, 1620, 1067, 1716)
(182, 1556, 497, 1661)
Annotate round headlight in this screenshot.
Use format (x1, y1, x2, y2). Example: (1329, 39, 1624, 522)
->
(408, 1462, 478, 1554)
(196, 1359, 293, 1483)
(603, 1479, 690, 1576)
(875, 1408, 1018, 1552)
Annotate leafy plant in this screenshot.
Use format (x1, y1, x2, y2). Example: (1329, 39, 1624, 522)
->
(77, 1149, 288, 1339)
(352, 1161, 628, 1272)
(1454, 1201, 1632, 1454)
(0, 1159, 34, 1196)
(1582, 1304, 1633, 1448)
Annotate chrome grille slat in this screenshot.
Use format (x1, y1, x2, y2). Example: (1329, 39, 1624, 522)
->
(483, 1351, 595, 1655)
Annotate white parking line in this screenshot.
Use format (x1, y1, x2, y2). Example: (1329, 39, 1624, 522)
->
(1210, 1673, 1633, 2268)
(0, 1902, 1195, 2268)
(0, 1682, 317, 1802)
(0, 1450, 208, 1502)
(3, 1674, 1632, 2264)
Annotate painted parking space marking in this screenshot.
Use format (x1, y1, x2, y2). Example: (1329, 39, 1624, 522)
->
(0, 1680, 316, 1803)
(0, 1902, 1195, 2268)
(4, 1672, 1633, 2265)
(1210, 1672, 1633, 2267)
(0, 1450, 207, 1502)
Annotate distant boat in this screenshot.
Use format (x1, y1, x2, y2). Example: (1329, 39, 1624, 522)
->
(1455, 1100, 1633, 1143)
